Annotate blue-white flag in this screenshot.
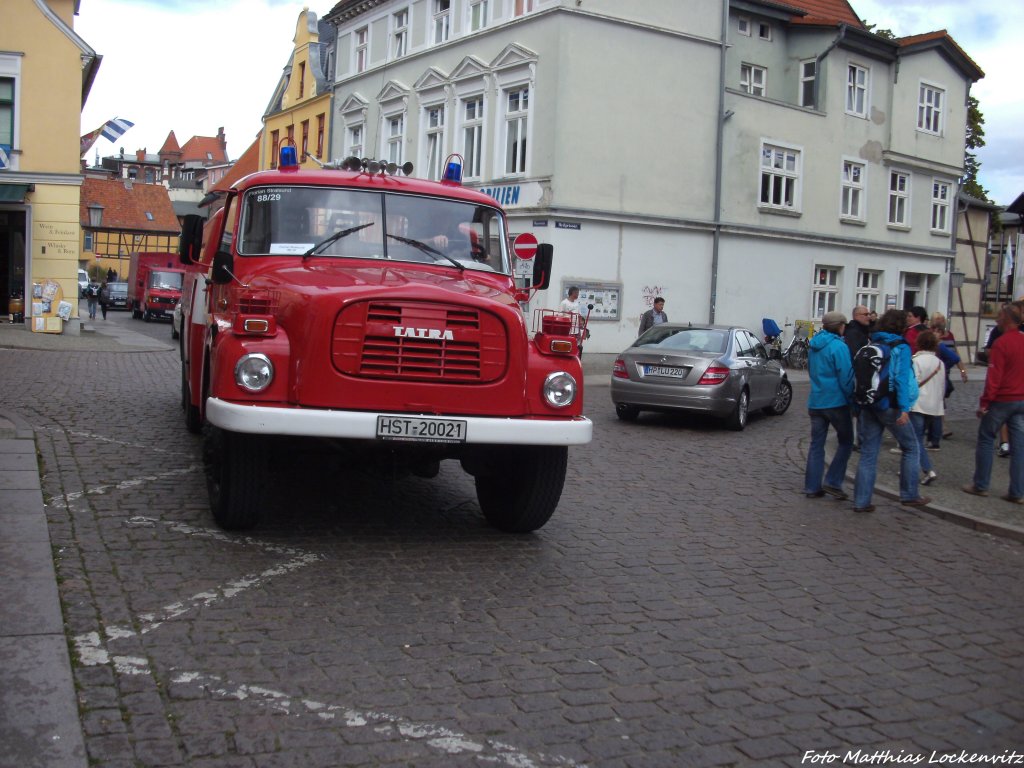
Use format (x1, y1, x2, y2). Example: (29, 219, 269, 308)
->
(1004, 238, 1015, 282)
(100, 118, 134, 142)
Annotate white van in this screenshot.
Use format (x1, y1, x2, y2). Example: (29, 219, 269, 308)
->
(78, 269, 89, 297)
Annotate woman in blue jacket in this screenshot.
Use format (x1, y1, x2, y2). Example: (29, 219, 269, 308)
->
(852, 308, 928, 512)
(804, 311, 855, 499)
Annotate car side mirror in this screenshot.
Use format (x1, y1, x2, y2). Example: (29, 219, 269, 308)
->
(531, 244, 553, 290)
(179, 214, 204, 265)
(211, 249, 234, 285)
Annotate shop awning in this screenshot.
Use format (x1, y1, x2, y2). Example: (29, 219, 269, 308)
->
(0, 184, 32, 202)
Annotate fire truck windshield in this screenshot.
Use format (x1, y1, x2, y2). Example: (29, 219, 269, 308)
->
(148, 271, 184, 290)
(238, 186, 509, 274)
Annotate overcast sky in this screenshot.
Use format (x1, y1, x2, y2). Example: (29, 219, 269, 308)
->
(75, 0, 1022, 206)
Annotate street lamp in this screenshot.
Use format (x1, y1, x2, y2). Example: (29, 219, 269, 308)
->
(950, 270, 966, 289)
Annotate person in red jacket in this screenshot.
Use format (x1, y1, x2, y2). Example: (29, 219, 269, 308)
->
(963, 303, 1024, 503)
(904, 306, 928, 352)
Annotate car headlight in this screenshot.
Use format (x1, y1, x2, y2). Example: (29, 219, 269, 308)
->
(235, 353, 274, 392)
(543, 371, 577, 408)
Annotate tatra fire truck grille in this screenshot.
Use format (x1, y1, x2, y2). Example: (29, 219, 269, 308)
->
(332, 301, 507, 382)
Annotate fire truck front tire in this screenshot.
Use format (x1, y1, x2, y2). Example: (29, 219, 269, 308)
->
(474, 445, 567, 533)
(204, 427, 267, 530)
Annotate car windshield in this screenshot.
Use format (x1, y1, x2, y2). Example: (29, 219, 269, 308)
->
(106, 283, 127, 295)
(635, 327, 728, 353)
(237, 186, 509, 274)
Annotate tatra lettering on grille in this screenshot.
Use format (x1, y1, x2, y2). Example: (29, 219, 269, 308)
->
(333, 301, 507, 382)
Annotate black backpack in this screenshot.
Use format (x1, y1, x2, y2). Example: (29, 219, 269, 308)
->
(852, 339, 905, 410)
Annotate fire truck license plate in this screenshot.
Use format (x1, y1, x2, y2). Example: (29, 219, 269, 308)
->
(376, 416, 468, 443)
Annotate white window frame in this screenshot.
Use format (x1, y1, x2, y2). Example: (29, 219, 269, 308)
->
(840, 159, 866, 222)
(503, 85, 529, 176)
(930, 179, 952, 234)
(917, 81, 944, 135)
(740, 63, 766, 97)
(759, 140, 802, 213)
(856, 269, 882, 313)
(737, 16, 751, 36)
(846, 63, 868, 118)
(433, 0, 451, 44)
(888, 170, 911, 228)
(469, 0, 489, 32)
(460, 94, 485, 180)
(382, 112, 405, 165)
(514, 0, 535, 16)
(758, 21, 772, 40)
(391, 8, 409, 59)
(354, 27, 369, 73)
(812, 266, 840, 319)
(422, 103, 447, 181)
(346, 123, 363, 159)
(799, 59, 816, 108)
(0, 55, 22, 171)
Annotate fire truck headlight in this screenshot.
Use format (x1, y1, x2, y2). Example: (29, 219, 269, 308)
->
(235, 354, 274, 392)
(542, 371, 577, 408)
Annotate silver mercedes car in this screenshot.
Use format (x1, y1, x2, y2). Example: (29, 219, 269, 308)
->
(610, 324, 792, 430)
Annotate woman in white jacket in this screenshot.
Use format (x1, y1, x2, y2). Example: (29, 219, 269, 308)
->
(911, 331, 946, 485)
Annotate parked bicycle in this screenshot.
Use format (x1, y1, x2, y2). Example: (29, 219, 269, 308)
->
(761, 317, 811, 370)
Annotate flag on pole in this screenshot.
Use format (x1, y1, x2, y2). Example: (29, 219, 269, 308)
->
(101, 117, 134, 142)
(80, 118, 135, 156)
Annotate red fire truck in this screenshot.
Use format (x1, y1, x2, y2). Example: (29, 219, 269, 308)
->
(127, 252, 185, 321)
(177, 149, 591, 533)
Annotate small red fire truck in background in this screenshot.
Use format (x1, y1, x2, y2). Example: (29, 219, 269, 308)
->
(177, 149, 591, 533)
(127, 251, 186, 321)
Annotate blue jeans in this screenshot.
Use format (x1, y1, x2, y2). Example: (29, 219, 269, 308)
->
(973, 400, 1024, 498)
(854, 408, 922, 507)
(910, 412, 934, 473)
(804, 407, 854, 493)
(926, 414, 943, 447)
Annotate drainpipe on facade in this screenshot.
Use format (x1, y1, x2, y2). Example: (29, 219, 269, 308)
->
(708, 0, 729, 324)
(813, 24, 847, 111)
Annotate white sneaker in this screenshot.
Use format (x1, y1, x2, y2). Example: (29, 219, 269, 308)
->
(998, 443, 1010, 457)
(921, 470, 937, 486)
(889, 447, 902, 454)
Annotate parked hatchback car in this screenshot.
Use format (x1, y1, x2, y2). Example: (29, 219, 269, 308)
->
(99, 281, 128, 310)
(610, 323, 792, 430)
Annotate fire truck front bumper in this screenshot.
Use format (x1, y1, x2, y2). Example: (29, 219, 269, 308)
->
(205, 399, 593, 446)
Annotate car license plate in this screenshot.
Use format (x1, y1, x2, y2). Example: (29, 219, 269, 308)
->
(643, 364, 685, 378)
(376, 415, 467, 443)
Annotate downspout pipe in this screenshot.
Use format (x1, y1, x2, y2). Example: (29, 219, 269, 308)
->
(709, 0, 729, 323)
(813, 24, 847, 110)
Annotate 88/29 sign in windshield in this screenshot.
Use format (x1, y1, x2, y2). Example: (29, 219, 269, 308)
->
(376, 415, 468, 443)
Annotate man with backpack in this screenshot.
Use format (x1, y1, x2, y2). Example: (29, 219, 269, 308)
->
(804, 311, 854, 500)
(851, 308, 930, 513)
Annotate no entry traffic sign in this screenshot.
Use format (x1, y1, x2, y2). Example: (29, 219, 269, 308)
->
(512, 232, 538, 260)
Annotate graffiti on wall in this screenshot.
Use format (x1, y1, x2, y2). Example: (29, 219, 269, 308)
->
(641, 286, 665, 309)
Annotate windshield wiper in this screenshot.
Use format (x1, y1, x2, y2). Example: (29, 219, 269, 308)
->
(386, 234, 465, 271)
(303, 222, 374, 258)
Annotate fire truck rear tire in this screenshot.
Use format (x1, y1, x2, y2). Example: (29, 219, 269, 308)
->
(475, 445, 567, 533)
(204, 427, 266, 530)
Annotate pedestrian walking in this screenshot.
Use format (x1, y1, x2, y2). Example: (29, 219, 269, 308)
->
(910, 331, 944, 485)
(852, 308, 928, 513)
(804, 311, 854, 500)
(963, 303, 1024, 504)
(844, 305, 873, 451)
(638, 297, 667, 336)
(904, 306, 929, 352)
(85, 282, 99, 320)
(560, 286, 580, 314)
(927, 313, 968, 448)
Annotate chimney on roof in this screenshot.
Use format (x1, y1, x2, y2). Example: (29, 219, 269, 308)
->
(218, 126, 226, 154)
(136, 149, 146, 162)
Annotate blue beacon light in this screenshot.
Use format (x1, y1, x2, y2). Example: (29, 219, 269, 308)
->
(442, 154, 463, 185)
(279, 144, 299, 170)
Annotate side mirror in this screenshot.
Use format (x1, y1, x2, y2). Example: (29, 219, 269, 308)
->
(211, 249, 233, 285)
(531, 243, 553, 290)
(179, 214, 204, 265)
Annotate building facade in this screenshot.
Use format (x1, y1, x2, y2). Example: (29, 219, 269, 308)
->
(1, 0, 100, 331)
(324, 0, 983, 352)
(261, 8, 336, 171)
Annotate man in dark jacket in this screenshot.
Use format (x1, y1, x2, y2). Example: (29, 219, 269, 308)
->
(843, 305, 872, 359)
(638, 297, 667, 336)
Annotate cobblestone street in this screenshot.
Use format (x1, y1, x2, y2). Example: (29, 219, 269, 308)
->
(2, 339, 1023, 767)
